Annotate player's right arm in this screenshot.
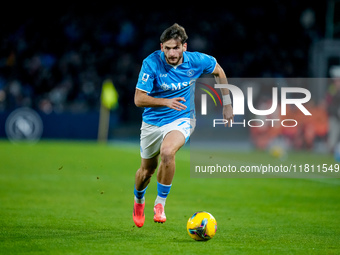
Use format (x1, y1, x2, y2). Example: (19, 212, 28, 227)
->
(134, 89, 187, 111)
(135, 54, 186, 111)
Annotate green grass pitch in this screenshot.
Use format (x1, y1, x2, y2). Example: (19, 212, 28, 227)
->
(0, 140, 339, 254)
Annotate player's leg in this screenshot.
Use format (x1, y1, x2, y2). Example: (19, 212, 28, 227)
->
(154, 130, 185, 223)
(133, 122, 162, 228)
(134, 156, 159, 202)
(157, 130, 185, 184)
(133, 156, 158, 228)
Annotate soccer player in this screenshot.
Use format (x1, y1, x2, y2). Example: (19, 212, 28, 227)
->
(133, 23, 233, 227)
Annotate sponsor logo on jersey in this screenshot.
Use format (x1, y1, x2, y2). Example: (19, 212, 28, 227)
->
(160, 82, 170, 91)
(160, 80, 196, 91)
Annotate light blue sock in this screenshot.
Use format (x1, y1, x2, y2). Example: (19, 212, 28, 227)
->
(134, 185, 147, 203)
(157, 182, 172, 198)
(155, 182, 172, 207)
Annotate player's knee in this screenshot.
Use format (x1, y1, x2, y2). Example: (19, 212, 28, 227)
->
(160, 146, 176, 164)
(139, 166, 155, 181)
(140, 157, 158, 177)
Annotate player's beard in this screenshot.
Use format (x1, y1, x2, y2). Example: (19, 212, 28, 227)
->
(165, 54, 183, 66)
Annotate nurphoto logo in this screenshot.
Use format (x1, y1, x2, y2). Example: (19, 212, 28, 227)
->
(200, 83, 312, 128)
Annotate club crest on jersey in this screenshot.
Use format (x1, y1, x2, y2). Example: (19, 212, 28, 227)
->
(187, 69, 195, 77)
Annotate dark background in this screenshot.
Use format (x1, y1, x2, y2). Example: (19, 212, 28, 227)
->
(0, 1, 336, 141)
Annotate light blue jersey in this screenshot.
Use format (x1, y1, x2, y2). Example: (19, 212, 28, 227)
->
(136, 50, 216, 127)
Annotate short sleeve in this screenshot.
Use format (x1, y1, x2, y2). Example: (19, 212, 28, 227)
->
(136, 60, 155, 93)
(199, 53, 217, 74)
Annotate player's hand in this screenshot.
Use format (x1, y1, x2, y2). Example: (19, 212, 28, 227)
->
(223, 104, 234, 127)
(166, 97, 187, 111)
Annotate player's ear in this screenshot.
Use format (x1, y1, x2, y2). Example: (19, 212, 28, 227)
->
(160, 43, 164, 52)
(183, 43, 187, 52)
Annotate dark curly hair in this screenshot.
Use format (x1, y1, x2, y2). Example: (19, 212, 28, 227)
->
(160, 23, 188, 44)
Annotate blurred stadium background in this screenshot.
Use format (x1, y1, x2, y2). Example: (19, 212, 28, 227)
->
(1, 3, 340, 254)
(0, 1, 339, 154)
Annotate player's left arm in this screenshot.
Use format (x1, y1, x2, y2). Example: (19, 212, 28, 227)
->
(212, 63, 234, 127)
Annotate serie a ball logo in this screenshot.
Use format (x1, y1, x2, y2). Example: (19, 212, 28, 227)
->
(186, 211, 217, 241)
